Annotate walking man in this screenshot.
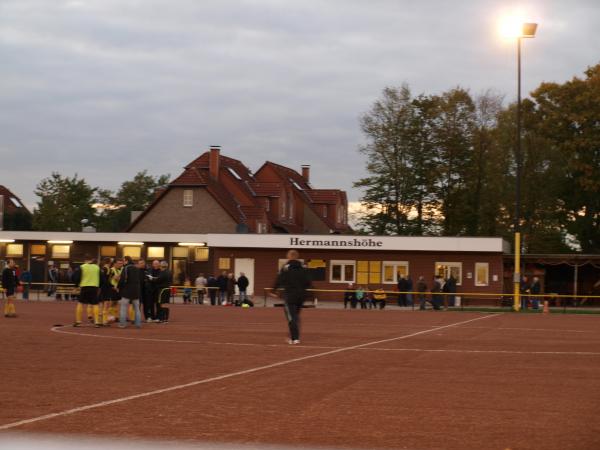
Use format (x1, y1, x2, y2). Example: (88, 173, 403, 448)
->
(271, 250, 311, 345)
(237, 272, 249, 305)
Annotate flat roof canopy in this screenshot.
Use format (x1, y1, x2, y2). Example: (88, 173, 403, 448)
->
(0, 231, 508, 253)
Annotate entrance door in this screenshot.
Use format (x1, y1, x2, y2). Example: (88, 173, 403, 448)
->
(234, 258, 255, 295)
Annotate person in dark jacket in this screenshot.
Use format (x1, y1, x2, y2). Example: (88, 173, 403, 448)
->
(343, 283, 356, 309)
(520, 276, 531, 310)
(443, 275, 457, 307)
(431, 276, 443, 310)
(397, 275, 409, 307)
(2, 259, 19, 318)
(117, 256, 141, 328)
(206, 275, 218, 306)
(271, 250, 311, 344)
(530, 276, 541, 309)
(226, 273, 236, 305)
(153, 261, 172, 323)
(216, 271, 228, 305)
(416, 276, 428, 310)
(145, 260, 161, 322)
(237, 272, 250, 304)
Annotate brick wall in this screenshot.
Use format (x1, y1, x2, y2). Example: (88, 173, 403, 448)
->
(129, 187, 237, 233)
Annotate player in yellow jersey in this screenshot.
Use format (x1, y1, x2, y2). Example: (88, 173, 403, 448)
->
(72, 255, 101, 327)
(2, 259, 19, 318)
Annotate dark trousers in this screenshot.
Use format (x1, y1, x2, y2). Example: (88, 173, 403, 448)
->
(143, 294, 156, 320)
(209, 290, 217, 305)
(284, 301, 302, 341)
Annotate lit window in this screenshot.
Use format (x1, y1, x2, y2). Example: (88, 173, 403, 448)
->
(382, 261, 409, 284)
(194, 247, 209, 261)
(172, 246, 188, 258)
(330, 260, 355, 283)
(435, 262, 462, 285)
(100, 246, 116, 257)
(475, 263, 489, 286)
(31, 244, 46, 255)
(6, 244, 23, 257)
(218, 258, 230, 270)
(122, 246, 141, 259)
(52, 245, 70, 259)
(356, 260, 382, 285)
(183, 190, 193, 207)
(147, 247, 165, 259)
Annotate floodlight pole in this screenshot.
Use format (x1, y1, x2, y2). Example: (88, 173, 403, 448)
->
(513, 36, 522, 312)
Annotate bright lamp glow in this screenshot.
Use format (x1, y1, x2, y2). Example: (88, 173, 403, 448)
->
(47, 240, 73, 244)
(117, 241, 144, 246)
(498, 13, 538, 39)
(0, 239, 16, 243)
(178, 242, 206, 247)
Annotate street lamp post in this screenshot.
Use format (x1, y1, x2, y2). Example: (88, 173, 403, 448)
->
(513, 22, 537, 312)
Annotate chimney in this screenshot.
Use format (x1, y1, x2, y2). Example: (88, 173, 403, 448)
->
(209, 145, 221, 180)
(301, 165, 310, 183)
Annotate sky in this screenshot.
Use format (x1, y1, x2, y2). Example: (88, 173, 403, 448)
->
(1, 0, 599, 211)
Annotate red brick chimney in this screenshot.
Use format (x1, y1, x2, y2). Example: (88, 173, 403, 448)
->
(301, 165, 310, 183)
(209, 145, 221, 180)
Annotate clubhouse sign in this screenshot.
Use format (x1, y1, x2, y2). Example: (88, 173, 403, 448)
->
(207, 234, 506, 253)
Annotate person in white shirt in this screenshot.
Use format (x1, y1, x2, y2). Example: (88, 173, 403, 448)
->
(194, 273, 207, 304)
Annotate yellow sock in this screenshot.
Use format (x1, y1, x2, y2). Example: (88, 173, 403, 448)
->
(109, 305, 118, 318)
(102, 304, 109, 324)
(128, 304, 134, 321)
(93, 305, 100, 324)
(86, 305, 93, 319)
(3, 302, 8, 315)
(9, 303, 16, 315)
(75, 303, 83, 323)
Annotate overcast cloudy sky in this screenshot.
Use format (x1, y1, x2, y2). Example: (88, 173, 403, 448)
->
(1, 0, 599, 210)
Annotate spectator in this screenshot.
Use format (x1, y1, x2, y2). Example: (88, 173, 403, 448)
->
(117, 256, 142, 329)
(226, 273, 237, 305)
(183, 277, 192, 304)
(47, 263, 58, 297)
(194, 273, 207, 304)
(237, 272, 250, 305)
(2, 259, 19, 318)
(355, 286, 367, 309)
(397, 275, 409, 307)
(417, 276, 428, 310)
(155, 261, 172, 323)
(144, 260, 160, 322)
(431, 276, 443, 310)
(216, 271, 228, 305)
(19, 268, 32, 301)
(443, 274, 457, 307)
(373, 288, 387, 309)
(406, 276, 413, 307)
(530, 276, 541, 309)
(343, 283, 356, 309)
(206, 274, 218, 305)
(520, 276, 531, 310)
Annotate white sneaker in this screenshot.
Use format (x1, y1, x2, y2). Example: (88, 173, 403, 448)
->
(146, 318, 153, 323)
(287, 339, 300, 345)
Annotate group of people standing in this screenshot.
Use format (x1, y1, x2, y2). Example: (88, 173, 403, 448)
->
(189, 271, 253, 307)
(342, 274, 458, 311)
(72, 255, 173, 328)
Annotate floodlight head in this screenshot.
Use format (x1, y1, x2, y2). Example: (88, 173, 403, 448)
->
(521, 22, 538, 38)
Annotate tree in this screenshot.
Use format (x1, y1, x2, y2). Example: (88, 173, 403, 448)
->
(96, 171, 169, 232)
(530, 64, 600, 252)
(32, 173, 96, 231)
(354, 85, 420, 234)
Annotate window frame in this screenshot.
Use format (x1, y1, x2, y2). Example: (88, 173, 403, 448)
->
(474, 262, 489, 287)
(434, 262, 462, 286)
(183, 189, 193, 207)
(6, 243, 24, 257)
(381, 261, 410, 284)
(329, 260, 356, 284)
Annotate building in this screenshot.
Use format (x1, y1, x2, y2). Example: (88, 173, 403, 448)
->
(0, 231, 508, 302)
(128, 146, 351, 235)
(0, 186, 32, 231)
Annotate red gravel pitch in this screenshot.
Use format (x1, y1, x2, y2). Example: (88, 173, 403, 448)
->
(1, 301, 600, 450)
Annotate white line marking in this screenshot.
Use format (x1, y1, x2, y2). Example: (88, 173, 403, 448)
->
(1, 314, 500, 430)
(359, 347, 600, 356)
